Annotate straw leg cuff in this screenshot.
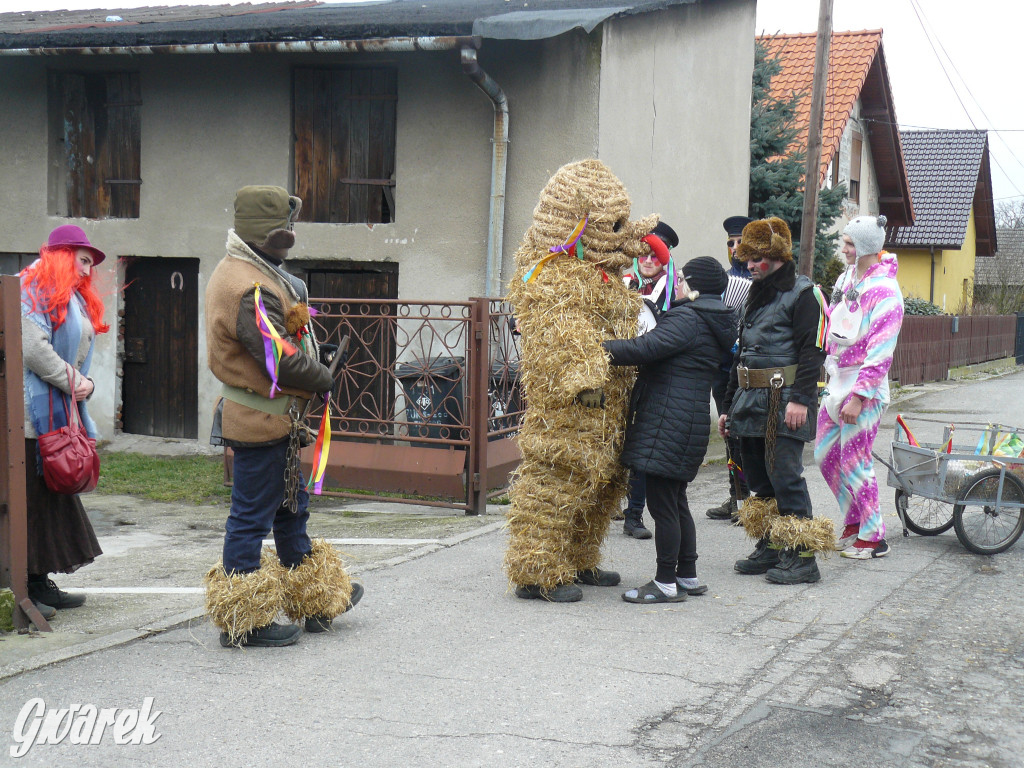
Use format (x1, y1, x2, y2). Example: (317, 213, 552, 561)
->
(279, 538, 354, 622)
(769, 515, 836, 556)
(203, 558, 286, 643)
(738, 496, 779, 540)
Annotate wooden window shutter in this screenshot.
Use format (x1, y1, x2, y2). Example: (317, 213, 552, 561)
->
(293, 67, 396, 224)
(849, 132, 863, 204)
(58, 71, 141, 219)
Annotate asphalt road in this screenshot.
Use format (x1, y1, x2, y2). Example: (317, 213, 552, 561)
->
(0, 370, 1022, 767)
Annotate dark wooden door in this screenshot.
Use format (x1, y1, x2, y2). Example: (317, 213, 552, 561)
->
(306, 265, 398, 436)
(122, 258, 198, 438)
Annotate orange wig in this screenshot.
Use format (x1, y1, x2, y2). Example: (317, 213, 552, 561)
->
(21, 246, 110, 334)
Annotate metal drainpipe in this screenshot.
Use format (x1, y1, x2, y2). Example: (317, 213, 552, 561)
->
(461, 45, 509, 299)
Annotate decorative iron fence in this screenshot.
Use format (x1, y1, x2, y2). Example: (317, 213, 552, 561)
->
(225, 296, 523, 515)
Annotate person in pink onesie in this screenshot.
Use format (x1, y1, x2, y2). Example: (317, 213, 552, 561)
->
(815, 215, 904, 559)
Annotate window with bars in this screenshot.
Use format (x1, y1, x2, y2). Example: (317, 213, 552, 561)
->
(292, 67, 397, 225)
(50, 71, 141, 219)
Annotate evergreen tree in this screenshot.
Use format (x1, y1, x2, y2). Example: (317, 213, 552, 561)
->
(748, 40, 845, 284)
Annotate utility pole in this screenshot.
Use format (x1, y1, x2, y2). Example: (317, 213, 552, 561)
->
(798, 0, 833, 277)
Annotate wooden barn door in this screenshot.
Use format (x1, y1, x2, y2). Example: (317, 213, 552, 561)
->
(122, 258, 198, 438)
(305, 265, 398, 433)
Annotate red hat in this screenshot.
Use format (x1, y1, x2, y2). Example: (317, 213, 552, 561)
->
(641, 234, 671, 266)
(46, 225, 106, 265)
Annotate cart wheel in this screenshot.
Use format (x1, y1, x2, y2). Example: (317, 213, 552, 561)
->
(894, 489, 954, 536)
(952, 469, 1024, 555)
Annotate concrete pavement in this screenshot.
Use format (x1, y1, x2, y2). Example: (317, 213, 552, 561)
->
(1, 363, 1022, 766)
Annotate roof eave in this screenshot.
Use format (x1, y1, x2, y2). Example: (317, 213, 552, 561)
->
(861, 42, 913, 227)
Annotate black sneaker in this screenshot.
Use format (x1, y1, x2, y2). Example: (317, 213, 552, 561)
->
(623, 514, 653, 539)
(220, 622, 302, 648)
(28, 577, 86, 610)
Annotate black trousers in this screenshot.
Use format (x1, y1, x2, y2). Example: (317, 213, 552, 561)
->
(738, 435, 813, 519)
(645, 474, 698, 583)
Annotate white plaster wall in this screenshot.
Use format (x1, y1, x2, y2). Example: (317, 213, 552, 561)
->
(479, 34, 603, 290)
(598, 0, 757, 266)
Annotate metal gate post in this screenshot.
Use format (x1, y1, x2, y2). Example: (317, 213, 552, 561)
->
(0, 275, 50, 631)
(466, 297, 490, 515)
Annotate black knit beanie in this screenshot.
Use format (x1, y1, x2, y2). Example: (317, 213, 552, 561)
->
(682, 256, 728, 296)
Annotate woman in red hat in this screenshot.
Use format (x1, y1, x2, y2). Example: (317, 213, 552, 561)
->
(19, 225, 109, 620)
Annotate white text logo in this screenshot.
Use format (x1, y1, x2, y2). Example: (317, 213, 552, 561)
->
(10, 697, 162, 758)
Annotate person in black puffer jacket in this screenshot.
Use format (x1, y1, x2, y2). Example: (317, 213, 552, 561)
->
(603, 256, 737, 603)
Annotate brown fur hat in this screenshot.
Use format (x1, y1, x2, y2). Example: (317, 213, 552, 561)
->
(736, 217, 793, 263)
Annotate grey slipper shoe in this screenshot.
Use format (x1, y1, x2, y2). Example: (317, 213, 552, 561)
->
(622, 581, 686, 604)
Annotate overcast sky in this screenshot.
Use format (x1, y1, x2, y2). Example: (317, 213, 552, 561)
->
(4, 0, 1020, 208)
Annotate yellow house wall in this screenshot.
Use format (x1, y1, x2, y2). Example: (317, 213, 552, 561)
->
(891, 205, 979, 312)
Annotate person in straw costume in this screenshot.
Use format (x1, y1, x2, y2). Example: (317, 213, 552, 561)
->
(505, 159, 657, 602)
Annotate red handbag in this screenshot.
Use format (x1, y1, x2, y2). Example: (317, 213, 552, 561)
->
(36, 372, 100, 495)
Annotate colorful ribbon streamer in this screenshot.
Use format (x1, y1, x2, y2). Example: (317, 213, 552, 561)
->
(662, 253, 676, 311)
(253, 284, 298, 398)
(306, 393, 332, 494)
(523, 217, 588, 282)
(895, 414, 920, 447)
(811, 284, 829, 349)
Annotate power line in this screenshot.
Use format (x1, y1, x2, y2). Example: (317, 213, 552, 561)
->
(909, 0, 1024, 176)
(907, 0, 1024, 198)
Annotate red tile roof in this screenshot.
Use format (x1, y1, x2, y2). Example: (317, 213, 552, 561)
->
(759, 30, 883, 186)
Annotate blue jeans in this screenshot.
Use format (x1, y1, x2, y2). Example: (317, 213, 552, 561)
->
(626, 470, 647, 515)
(223, 441, 312, 574)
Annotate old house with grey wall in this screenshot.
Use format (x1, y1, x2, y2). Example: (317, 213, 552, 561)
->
(0, 0, 755, 444)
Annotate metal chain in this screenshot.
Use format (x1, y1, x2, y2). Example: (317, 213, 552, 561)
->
(283, 403, 303, 514)
(765, 373, 784, 472)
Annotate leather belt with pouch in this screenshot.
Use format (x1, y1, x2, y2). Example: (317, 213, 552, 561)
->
(736, 364, 798, 390)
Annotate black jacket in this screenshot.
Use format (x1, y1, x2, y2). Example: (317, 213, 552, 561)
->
(722, 261, 826, 441)
(604, 294, 737, 481)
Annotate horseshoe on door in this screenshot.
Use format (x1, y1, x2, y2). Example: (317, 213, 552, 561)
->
(170, 271, 183, 291)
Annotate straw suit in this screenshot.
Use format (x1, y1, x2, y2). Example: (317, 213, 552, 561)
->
(505, 159, 656, 602)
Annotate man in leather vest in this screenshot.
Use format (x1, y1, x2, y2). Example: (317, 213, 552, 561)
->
(717, 217, 835, 584)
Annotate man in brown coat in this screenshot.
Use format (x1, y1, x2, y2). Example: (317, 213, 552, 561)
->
(203, 185, 361, 647)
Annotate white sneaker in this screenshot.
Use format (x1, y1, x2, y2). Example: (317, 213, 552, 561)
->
(840, 538, 890, 559)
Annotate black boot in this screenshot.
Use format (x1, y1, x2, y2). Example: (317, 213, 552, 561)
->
(734, 538, 781, 574)
(220, 622, 302, 648)
(515, 583, 583, 602)
(575, 568, 621, 587)
(28, 575, 86, 610)
(765, 548, 821, 584)
(623, 511, 653, 539)
(706, 497, 737, 520)
(306, 582, 364, 633)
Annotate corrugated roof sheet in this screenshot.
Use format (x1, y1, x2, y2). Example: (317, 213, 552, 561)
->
(0, 0, 698, 48)
(759, 30, 882, 184)
(886, 129, 989, 250)
(975, 228, 1024, 286)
